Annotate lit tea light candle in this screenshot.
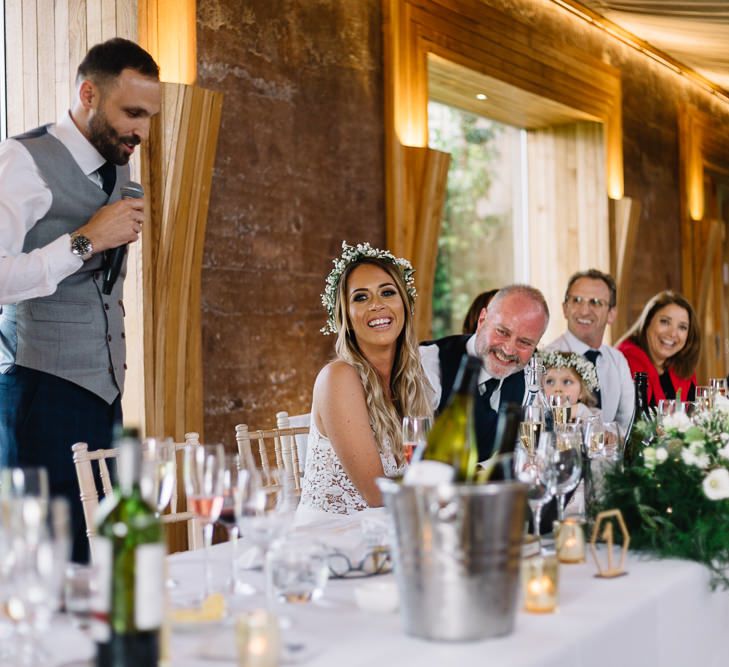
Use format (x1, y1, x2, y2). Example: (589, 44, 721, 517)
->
(557, 518, 586, 563)
(522, 555, 559, 613)
(237, 609, 280, 667)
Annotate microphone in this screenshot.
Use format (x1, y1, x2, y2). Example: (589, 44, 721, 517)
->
(101, 181, 144, 295)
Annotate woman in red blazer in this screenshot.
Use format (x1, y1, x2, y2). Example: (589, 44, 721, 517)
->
(617, 291, 701, 407)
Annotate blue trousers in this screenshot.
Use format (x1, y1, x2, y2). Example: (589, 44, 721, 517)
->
(0, 366, 122, 562)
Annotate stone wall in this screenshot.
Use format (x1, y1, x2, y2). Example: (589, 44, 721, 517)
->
(197, 0, 729, 443)
(197, 0, 384, 444)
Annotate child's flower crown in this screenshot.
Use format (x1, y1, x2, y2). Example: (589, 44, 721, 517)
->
(320, 241, 417, 335)
(537, 349, 600, 392)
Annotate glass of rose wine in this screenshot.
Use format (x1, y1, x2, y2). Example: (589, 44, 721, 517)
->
(184, 443, 225, 599)
(401, 416, 432, 464)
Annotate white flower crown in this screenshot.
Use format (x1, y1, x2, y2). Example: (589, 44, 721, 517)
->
(537, 349, 600, 392)
(320, 241, 417, 335)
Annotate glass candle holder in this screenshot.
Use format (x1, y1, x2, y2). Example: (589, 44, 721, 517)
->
(522, 554, 559, 613)
(236, 610, 280, 667)
(556, 518, 586, 563)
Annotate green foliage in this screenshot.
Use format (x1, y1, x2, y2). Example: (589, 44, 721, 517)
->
(428, 102, 510, 338)
(596, 408, 729, 589)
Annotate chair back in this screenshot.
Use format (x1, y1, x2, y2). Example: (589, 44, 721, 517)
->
(235, 419, 309, 493)
(72, 431, 202, 559)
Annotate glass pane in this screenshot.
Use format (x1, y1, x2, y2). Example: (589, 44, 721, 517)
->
(428, 101, 521, 338)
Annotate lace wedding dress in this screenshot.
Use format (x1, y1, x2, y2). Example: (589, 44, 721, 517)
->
(296, 418, 404, 520)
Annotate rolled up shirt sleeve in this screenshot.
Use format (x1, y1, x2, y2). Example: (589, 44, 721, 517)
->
(0, 138, 83, 305)
(419, 343, 442, 410)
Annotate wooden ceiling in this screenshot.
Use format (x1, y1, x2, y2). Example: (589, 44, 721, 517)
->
(427, 53, 599, 129)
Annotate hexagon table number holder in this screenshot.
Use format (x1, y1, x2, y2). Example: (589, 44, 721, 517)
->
(589, 509, 630, 578)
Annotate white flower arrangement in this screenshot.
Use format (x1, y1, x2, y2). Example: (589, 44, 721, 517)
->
(320, 241, 417, 335)
(599, 405, 729, 588)
(536, 349, 600, 392)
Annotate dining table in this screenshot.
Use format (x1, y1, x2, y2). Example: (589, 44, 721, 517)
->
(37, 518, 729, 667)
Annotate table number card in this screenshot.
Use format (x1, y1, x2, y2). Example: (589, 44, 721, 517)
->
(589, 509, 630, 578)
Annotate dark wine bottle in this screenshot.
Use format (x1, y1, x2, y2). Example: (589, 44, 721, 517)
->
(477, 402, 522, 482)
(93, 427, 164, 667)
(625, 372, 649, 464)
(421, 354, 481, 482)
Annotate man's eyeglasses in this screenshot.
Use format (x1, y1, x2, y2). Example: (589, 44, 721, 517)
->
(565, 295, 611, 309)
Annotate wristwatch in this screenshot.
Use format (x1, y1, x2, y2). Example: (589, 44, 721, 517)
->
(70, 231, 94, 261)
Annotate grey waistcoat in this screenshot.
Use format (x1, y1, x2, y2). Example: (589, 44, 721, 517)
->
(0, 126, 129, 404)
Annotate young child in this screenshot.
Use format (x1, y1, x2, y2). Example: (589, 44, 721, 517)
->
(538, 350, 600, 421)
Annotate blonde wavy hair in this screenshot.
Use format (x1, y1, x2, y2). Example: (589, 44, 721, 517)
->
(332, 257, 433, 463)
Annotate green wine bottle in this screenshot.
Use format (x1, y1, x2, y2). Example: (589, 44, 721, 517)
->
(93, 427, 164, 667)
(422, 354, 481, 482)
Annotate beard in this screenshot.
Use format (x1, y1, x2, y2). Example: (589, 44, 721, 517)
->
(88, 108, 139, 166)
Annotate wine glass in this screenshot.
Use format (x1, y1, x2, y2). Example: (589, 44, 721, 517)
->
(549, 395, 572, 426)
(402, 416, 432, 463)
(710, 377, 727, 398)
(184, 444, 225, 600)
(0, 468, 50, 547)
(141, 437, 176, 517)
(601, 422, 624, 462)
(218, 454, 252, 594)
(695, 386, 714, 412)
(520, 405, 543, 456)
(514, 432, 557, 540)
(236, 468, 295, 599)
(553, 430, 583, 521)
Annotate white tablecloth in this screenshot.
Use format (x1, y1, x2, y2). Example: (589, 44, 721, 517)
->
(42, 537, 729, 667)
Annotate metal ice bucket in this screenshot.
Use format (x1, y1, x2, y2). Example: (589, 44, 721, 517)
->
(377, 478, 527, 641)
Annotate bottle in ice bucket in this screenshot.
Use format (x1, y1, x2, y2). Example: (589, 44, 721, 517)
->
(406, 354, 481, 484)
(93, 426, 164, 667)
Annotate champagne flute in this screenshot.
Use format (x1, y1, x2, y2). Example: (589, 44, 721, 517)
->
(520, 405, 543, 456)
(184, 444, 225, 600)
(554, 430, 583, 521)
(549, 395, 571, 425)
(402, 416, 432, 464)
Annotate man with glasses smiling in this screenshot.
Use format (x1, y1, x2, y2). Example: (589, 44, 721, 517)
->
(420, 285, 549, 461)
(546, 269, 634, 433)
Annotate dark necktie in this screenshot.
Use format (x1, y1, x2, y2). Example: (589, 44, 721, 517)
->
(583, 349, 602, 408)
(98, 161, 116, 197)
(480, 377, 500, 405)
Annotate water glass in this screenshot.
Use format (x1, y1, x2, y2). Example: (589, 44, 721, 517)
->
(402, 416, 432, 464)
(266, 537, 329, 604)
(514, 433, 557, 538)
(64, 564, 96, 631)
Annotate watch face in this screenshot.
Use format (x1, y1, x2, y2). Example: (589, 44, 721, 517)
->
(71, 234, 93, 260)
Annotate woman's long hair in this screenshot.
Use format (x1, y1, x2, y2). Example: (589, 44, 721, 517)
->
(617, 290, 701, 379)
(333, 258, 432, 462)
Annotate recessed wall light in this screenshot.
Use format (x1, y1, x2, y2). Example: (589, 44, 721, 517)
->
(475, 93, 488, 100)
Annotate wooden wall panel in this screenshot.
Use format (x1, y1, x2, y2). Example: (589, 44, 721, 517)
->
(5, 0, 137, 136)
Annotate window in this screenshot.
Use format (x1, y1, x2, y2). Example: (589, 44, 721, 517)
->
(428, 101, 527, 337)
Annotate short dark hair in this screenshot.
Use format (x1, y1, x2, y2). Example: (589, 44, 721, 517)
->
(617, 290, 701, 379)
(76, 38, 159, 87)
(564, 269, 617, 308)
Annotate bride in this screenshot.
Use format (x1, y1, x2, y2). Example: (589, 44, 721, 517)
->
(297, 242, 432, 520)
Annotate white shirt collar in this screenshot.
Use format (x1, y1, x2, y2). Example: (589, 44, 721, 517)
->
(52, 110, 106, 176)
(563, 329, 603, 355)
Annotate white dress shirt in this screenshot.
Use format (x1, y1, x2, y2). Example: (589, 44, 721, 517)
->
(419, 335, 509, 411)
(0, 111, 107, 305)
(546, 329, 635, 433)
